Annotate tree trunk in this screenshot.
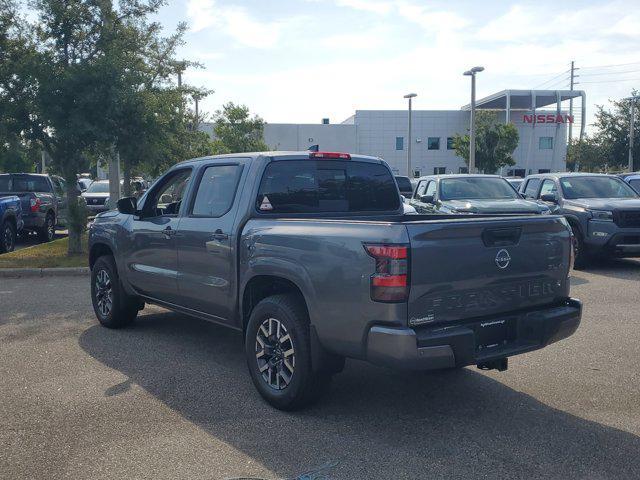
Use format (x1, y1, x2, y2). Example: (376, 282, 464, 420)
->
(65, 174, 84, 255)
(122, 158, 132, 197)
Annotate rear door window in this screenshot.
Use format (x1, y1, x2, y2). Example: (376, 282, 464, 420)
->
(629, 179, 640, 193)
(257, 160, 400, 213)
(191, 165, 242, 217)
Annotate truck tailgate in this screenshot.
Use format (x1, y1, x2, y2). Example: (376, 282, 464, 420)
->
(406, 215, 572, 326)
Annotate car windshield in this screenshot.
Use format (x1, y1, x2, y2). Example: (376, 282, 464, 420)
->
(439, 177, 519, 200)
(86, 181, 110, 193)
(560, 176, 638, 199)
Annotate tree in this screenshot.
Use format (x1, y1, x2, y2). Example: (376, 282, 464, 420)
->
(591, 92, 640, 171)
(452, 111, 519, 173)
(0, 0, 144, 252)
(566, 136, 612, 172)
(213, 103, 269, 153)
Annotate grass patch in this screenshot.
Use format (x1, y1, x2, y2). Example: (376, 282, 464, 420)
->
(0, 235, 88, 269)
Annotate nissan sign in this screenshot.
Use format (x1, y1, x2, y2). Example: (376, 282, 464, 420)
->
(523, 114, 574, 124)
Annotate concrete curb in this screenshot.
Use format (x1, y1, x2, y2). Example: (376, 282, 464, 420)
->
(0, 267, 89, 278)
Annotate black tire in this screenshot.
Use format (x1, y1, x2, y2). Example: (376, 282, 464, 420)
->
(572, 226, 590, 270)
(37, 213, 55, 242)
(91, 255, 139, 328)
(245, 294, 331, 410)
(0, 220, 16, 253)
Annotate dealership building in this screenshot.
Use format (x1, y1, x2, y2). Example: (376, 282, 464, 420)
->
(201, 89, 586, 178)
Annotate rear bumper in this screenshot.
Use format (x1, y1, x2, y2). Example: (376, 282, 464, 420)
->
(366, 298, 582, 370)
(22, 214, 45, 229)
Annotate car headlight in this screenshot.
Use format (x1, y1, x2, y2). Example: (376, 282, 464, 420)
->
(589, 210, 613, 221)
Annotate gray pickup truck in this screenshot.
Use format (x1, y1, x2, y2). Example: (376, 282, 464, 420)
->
(88, 151, 582, 409)
(520, 173, 640, 267)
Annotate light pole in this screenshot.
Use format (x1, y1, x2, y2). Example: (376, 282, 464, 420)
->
(628, 95, 637, 172)
(463, 66, 484, 173)
(404, 93, 417, 177)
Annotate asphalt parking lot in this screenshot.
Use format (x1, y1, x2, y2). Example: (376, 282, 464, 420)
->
(1, 260, 640, 480)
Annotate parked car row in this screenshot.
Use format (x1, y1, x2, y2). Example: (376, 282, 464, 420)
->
(396, 171, 640, 268)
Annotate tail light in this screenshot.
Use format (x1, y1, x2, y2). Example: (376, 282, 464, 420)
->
(309, 151, 351, 159)
(364, 243, 409, 302)
(30, 197, 42, 213)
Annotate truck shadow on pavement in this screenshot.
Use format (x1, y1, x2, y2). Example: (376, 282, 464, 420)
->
(79, 310, 640, 480)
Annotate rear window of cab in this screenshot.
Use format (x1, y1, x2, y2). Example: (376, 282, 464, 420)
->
(256, 160, 400, 213)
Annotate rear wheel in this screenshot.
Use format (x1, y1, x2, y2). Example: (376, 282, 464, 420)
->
(37, 213, 55, 242)
(0, 220, 16, 253)
(91, 255, 139, 328)
(245, 294, 331, 410)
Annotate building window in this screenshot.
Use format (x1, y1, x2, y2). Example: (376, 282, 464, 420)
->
(433, 167, 446, 175)
(539, 137, 553, 150)
(507, 168, 526, 177)
(395, 137, 404, 150)
(538, 169, 551, 173)
(458, 166, 468, 174)
(447, 137, 455, 150)
(413, 169, 421, 178)
(428, 137, 440, 150)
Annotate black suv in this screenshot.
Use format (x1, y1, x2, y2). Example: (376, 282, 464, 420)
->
(520, 173, 640, 267)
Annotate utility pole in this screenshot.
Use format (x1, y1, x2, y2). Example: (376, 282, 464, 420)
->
(630, 96, 636, 172)
(194, 95, 200, 131)
(568, 61, 575, 143)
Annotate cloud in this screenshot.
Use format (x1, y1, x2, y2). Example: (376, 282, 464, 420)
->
(186, 0, 297, 49)
(334, 0, 392, 15)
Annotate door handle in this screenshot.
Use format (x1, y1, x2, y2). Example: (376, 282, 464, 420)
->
(162, 226, 176, 237)
(211, 229, 229, 241)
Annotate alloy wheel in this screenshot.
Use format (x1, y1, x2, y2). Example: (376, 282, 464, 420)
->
(47, 217, 54, 240)
(4, 225, 13, 252)
(255, 318, 295, 390)
(95, 269, 113, 318)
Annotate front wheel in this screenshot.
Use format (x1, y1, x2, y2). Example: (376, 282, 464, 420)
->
(0, 221, 16, 253)
(572, 227, 591, 270)
(91, 255, 139, 328)
(245, 294, 331, 410)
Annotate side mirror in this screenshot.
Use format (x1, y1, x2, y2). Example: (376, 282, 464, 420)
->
(117, 196, 137, 215)
(420, 194, 435, 204)
(540, 193, 558, 203)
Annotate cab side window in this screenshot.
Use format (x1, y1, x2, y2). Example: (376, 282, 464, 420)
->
(144, 169, 191, 217)
(414, 181, 427, 199)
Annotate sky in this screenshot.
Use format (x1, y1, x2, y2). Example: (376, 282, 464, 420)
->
(155, 0, 640, 130)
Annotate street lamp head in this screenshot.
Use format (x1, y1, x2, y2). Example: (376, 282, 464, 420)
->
(471, 66, 485, 73)
(403, 93, 417, 99)
(463, 70, 473, 76)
